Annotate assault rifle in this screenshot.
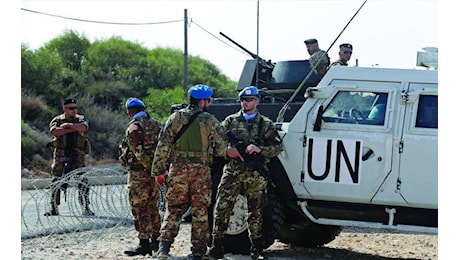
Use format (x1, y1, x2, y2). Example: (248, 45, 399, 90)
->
(59, 132, 78, 201)
(226, 130, 276, 190)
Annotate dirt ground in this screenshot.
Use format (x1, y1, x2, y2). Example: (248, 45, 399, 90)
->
(21, 223, 437, 260)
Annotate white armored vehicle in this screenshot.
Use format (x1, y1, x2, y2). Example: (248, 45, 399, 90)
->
(208, 53, 438, 252)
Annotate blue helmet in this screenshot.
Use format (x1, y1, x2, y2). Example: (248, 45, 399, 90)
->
(125, 97, 145, 109)
(239, 86, 259, 98)
(188, 84, 213, 99)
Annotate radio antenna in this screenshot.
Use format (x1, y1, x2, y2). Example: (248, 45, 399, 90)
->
(276, 0, 368, 122)
(256, 0, 260, 88)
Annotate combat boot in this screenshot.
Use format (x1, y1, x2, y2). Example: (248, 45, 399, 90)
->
(78, 181, 94, 216)
(150, 236, 159, 253)
(157, 241, 171, 260)
(43, 206, 59, 216)
(124, 239, 152, 256)
(204, 238, 224, 259)
(44, 188, 60, 216)
(82, 207, 95, 216)
(250, 239, 266, 260)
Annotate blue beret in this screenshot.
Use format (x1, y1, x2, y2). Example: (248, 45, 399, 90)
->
(125, 97, 145, 109)
(304, 38, 318, 45)
(188, 84, 213, 99)
(239, 86, 259, 97)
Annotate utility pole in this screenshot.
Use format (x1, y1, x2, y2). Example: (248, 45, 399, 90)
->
(184, 9, 189, 90)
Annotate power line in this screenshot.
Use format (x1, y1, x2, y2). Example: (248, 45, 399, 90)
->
(190, 19, 251, 58)
(22, 7, 250, 61)
(21, 8, 183, 25)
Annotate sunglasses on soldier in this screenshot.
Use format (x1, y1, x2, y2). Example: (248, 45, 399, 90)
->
(240, 97, 257, 102)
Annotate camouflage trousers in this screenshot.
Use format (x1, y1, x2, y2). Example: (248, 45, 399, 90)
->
(211, 169, 267, 244)
(49, 152, 90, 210)
(159, 162, 212, 256)
(50, 148, 85, 177)
(128, 169, 161, 240)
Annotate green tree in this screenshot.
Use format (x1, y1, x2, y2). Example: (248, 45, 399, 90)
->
(45, 30, 90, 72)
(144, 86, 187, 123)
(82, 36, 152, 109)
(21, 44, 66, 107)
(21, 32, 238, 171)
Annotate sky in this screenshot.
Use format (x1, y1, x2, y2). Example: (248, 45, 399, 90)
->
(19, 0, 438, 81)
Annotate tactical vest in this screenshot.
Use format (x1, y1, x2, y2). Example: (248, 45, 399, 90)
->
(125, 116, 159, 170)
(174, 112, 211, 163)
(49, 114, 89, 154)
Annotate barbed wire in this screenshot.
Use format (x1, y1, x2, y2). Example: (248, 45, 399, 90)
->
(20, 162, 191, 257)
(22, 164, 129, 240)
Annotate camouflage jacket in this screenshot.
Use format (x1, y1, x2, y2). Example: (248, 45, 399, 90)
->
(48, 113, 89, 152)
(221, 110, 283, 174)
(309, 50, 330, 77)
(119, 112, 162, 171)
(151, 105, 227, 176)
(329, 59, 348, 68)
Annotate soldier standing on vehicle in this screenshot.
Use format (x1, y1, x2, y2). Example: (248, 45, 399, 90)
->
(119, 97, 163, 256)
(206, 86, 283, 260)
(305, 38, 330, 77)
(44, 98, 94, 216)
(151, 84, 228, 260)
(329, 43, 353, 68)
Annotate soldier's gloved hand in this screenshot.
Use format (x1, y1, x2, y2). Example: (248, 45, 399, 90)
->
(155, 173, 166, 187)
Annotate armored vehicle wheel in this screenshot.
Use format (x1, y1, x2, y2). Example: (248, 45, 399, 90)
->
(279, 221, 343, 247)
(223, 194, 250, 255)
(261, 187, 285, 249)
(222, 188, 285, 254)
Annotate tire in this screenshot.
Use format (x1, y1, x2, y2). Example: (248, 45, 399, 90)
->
(223, 195, 250, 255)
(261, 187, 285, 249)
(279, 221, 343, 247)
(222, 188, 285, 254)
(209, 158, 286, 254)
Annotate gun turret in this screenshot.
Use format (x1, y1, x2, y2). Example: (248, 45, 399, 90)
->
(220, 32, 274, 89)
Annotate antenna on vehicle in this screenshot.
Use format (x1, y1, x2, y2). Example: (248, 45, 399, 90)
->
(276, 0, 368, 123)
(256, 0, 260, 88)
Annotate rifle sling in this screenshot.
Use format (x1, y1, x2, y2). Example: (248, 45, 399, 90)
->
(173, 111, 202, 144)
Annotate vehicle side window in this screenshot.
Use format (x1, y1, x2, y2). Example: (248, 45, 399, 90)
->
(322, 91, 388, 125)
(415, 95, 438, 128)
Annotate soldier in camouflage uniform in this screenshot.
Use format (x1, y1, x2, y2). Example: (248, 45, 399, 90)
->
(206, 86, 283, 260)
(329, 43, 353, 68)
(44, 98, 94, 216)
(304, 38, 330, 77)
(151, 84, 228, 260)
(119, 97, 163, 256)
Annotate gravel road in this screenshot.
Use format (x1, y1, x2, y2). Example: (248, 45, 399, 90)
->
(21, 223, 437, 259)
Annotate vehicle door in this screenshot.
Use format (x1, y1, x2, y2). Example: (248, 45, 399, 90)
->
(303, 81, 398, 204)
(392, 84, 437, 208)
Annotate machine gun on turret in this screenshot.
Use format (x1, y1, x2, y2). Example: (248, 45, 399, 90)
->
(220, 32, 274, 89)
